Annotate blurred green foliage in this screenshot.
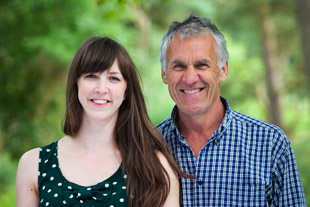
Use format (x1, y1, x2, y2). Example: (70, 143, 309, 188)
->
(0, 154, 17, 207)
(0, 186, 16, 207)
(0, 154, 17, 192)
(0, 0, 309, 205)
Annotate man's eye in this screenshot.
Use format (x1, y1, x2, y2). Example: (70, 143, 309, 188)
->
(199, 63, 208, 67)
(174, 64, 185, 70)
(196, 64, 209, 69)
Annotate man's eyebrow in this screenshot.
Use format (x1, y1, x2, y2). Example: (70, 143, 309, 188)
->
(194, 58, 211, 65)
(171, 59, 185, 65)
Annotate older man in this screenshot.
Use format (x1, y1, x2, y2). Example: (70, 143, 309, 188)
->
(157, 14, 306, 207)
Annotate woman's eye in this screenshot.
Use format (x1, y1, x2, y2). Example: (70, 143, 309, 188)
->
(110, 76, 120, 81)
(85, 74, 97, 79)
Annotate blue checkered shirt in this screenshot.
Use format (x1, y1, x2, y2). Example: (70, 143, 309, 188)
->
(157, 97, 306, 207)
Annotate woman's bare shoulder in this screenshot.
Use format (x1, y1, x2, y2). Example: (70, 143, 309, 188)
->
(17, 147, 41, 182)
(18, 148, 40, 166)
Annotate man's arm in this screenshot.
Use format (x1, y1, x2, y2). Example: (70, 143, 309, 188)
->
(271, 133, 306, 206)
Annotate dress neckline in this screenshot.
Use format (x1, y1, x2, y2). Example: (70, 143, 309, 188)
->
(53, 140, 123, 188)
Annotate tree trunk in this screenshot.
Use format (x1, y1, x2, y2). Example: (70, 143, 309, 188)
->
(131, 4, 151, 57)
(258, 7, 283, 128)
(296, 0, 310, 98)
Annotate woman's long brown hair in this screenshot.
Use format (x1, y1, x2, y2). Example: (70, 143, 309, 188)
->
(63, 36, 187, 206)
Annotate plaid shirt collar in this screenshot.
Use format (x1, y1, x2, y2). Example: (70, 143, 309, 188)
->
(170, 96, 232, 143)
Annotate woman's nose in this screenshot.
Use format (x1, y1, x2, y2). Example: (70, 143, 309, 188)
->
(94, 79, 108, 93)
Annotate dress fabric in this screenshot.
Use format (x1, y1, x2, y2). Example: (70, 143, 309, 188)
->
(38, 141, 128, 207)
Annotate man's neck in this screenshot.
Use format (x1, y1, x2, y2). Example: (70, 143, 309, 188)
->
(177, 99, 226, 157)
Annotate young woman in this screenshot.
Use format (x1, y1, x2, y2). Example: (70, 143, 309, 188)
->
(16, 36, 183, 207)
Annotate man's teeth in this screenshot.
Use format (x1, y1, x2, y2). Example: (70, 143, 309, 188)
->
(93, 99, 107, 104)
(184, 89, 200, 94)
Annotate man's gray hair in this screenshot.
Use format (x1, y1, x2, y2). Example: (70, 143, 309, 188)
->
(160, 14, 229, 72)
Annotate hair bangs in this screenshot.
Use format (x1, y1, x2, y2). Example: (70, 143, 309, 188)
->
(77, 38, 119, 77)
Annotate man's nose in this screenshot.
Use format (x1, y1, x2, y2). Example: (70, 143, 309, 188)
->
(182, 66, 199, 84)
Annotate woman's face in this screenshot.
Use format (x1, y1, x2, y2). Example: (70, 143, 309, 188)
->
(77, 60, 127, 122)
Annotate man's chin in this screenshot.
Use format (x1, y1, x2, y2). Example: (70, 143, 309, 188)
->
(178, 105, 208, 117)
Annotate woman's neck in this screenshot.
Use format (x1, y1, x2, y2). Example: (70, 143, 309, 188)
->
(73, 115, 118, 152)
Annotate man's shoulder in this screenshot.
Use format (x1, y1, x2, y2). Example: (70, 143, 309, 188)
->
(156, 118, 173, 133)
(230, 110, 288, 142)
(224, 97, 285, 135)
(231, 110, 280, 130)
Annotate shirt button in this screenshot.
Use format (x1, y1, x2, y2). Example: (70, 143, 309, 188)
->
(198, 181, 203, 185)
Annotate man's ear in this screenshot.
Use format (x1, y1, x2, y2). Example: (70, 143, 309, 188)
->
(219, 61, 228, 82)
(161, 68, 168, 84)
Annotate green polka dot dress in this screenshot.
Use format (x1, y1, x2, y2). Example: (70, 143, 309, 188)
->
(38, 141, 128, 206)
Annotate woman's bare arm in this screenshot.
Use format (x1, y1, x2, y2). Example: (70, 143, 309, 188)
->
(16, 148, 40, 207)
(157, 152, 180, 207)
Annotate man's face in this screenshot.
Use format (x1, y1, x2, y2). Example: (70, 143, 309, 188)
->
(161, 33, 228, 118)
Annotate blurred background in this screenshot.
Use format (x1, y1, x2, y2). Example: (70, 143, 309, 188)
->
(0, 0, 309, 205)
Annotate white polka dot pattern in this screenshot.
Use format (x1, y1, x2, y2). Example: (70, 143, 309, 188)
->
(38, 141, 128, 206)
